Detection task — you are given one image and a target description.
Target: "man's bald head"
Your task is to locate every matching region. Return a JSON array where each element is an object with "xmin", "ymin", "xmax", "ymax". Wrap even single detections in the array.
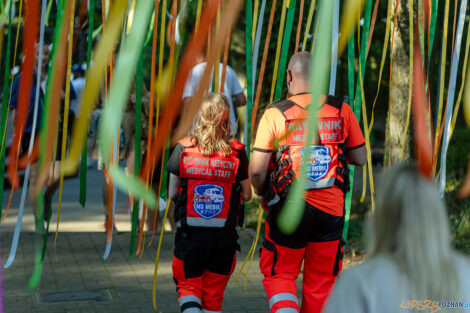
[
  {"xmin": 286, "ymin": 51, "xmax": 311, "ymax": 95},
  {"xmin": 288, "ymin": 51, "xmax": 311, "ymax": 82}
]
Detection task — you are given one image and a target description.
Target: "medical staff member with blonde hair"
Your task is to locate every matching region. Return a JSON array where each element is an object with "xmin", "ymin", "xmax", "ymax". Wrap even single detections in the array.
[{"xmin": 167, "ymin": 93, "xmax": 251, "ymax": 313}]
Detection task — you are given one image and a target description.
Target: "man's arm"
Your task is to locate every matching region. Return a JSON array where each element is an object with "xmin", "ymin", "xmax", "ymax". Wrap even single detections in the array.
[
  {"xmin": 232, "ymin": 92, "xmax": 246, "ymax": 108},
  {"xmin": 249, "ymin": 150, "xmax": 272, "ymax": 196},
  {"xmin": 347, "ymin": 145, "xmax": 367, "ymax": 166},
  {"xmin": 168, "ymin": 173, "xmax": 181, "ymax": 201}
]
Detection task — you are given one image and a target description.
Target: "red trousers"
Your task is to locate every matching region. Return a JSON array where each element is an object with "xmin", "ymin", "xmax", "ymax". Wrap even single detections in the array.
[
  {"xmin": 259, "ymin": 202, "xmax": 344, "ymax": 313},
  {"xmin": 172, "ymin": 227, "xmax": 239, "ymax": 313}
]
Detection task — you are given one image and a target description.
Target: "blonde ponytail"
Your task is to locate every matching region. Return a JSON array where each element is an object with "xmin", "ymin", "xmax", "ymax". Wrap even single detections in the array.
[{"xmin": 192, "ymin": 93, "xmax": 232, "ymax": 156}]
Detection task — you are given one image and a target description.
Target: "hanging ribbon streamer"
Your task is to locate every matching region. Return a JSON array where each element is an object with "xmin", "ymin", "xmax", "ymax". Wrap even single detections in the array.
[
  {"xmin": 99, "ymin": 0, "xmax": 156, "ymax": 204},
  {"xmin": 220, "ymin": 26, "xmax": 231, "ymax": 94},
  {"xmin": 146, "ymin": 0, "xmax": 179, "ymax": 249},
  {"xmin": 273, "ymin": 0, "xmax": 297, "ymax": 101},
  {"xmin": 427, "ymin": 0, "xmax": 438, "ymax": 72},
  {"xmin": 231, "ymin": 206, "xmax": 262, "ymax": 288},
  {"xmin": 3, "ymin": 0, "xmax": 45, "ymax": 268},
  {"xmin": 438, "ymin": 0, "xmax": 467, "ymax": 196},
  {"xmin": 399, "ymin": 0, "xmax": 414, "ymax": 161},
  {"xmin": 251, "ymin": 0, "xmax": 277, "ymax": 139},
  {"xmin": 368, "ymin": 0, "xmax": 392, "ymax": 135},
  {"xmin": 79, "ymin": 0, "xmax": 94, "ymax": 208},
  {"xmin": 7, "ymin": 0, "xmax": 33, "ymax": 190},
  {"xmin": 55, "ymin": 0, "xmax": 76, "ymax": 244},
  {"xmin": 29, "ymin": 0, "xmax": 72, "ymax": 289},
  {"xmin": 450, "ymin": 16, "xmax": 470, "ymax": 137},
  {"xmin": 243, "ymin": 0, "xmax": 253, "ymax": 152},
  {"xmin": 152, "ymin": 199, "xmax": 171, "ymax": 310},
  {"xmin": 338, "ymin": 0, "xmax": 366, "ymax": 56},
  {"xmin": 137, "ymin": 0, "xmax": 160, "ymax": 253},
  {"xmin": 0, "ymin": 0, "xmax": 13, "ymax": 214},
  {"xmin": 129, "ymin": 51, "xmax": 144, "ymax": 258},
  {"xmin": 354, "ymin": 0, "xmax": 374, "ymax": 210},
  {"xmin": 366, "ymin": 0, "xmax": 379, "ymax": 58},
  {"xmin": 328, "ymin": 0, "xmax": 339, "ymax": 95},
  {"xmin": 103, "ymin": 134, "xmax": 119, "ymax": 260},
  {"xmin": 343, "ymin": 32, "xmax": 356, "ymax": 242},
  {"xmin": 268, "ymin": 0, "xmax": 287, "ymax": 103},
  {"xmin": 301, "ymin": 0, "xmax": 315, "ymax": 51},
  {"xmin": 432, "ymin": 0, "xmax": 450, "ymax": 173},
  {"xmin": 99, "ymin": 0, "xmax": 154, "ymax": 164},
  {"xmin": 412, "ymin": 20, "xmax": 433, "ymax": 179},
  {"xmin": 61, "ymin": 0, "xmax": 127, "ymax": 175},
  {"xmin": 251, "ymin": 0, "xmax": 266, "ymax": 102},
  {"xmin": 278, "ymin": 0, "xmax": 334, "ymax": 234},
  {"xmin": 294, "ymin": 0, "xmax": 304, "ymax": 54},
  {"xmin": 195, "ymin": 0, "xmax": 202, "ymax": 31},
  {"xmin": 252, "ymin": 0, "xmax": 259, "ymax": 47}
]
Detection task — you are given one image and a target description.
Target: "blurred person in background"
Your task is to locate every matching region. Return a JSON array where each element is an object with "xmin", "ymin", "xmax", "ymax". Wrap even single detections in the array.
[{"xmin": 323, "ymin": 164, "xmax": 470, "ymax": 313}]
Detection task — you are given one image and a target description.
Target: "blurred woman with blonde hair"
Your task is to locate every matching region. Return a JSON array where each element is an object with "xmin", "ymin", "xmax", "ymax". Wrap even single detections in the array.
[
  {"xmin": 166, "ymin": 93, "xmax": 251, "ymax": 313},
  {"xmin": 323, "ymin": 163, "xmax": 470, "ymax": 313}
]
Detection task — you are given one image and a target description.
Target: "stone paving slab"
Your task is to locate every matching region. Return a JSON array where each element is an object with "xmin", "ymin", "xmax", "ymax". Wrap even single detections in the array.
[{"xmin": 1, "ymin": 230, "xmax": 293, "ymax": 313}]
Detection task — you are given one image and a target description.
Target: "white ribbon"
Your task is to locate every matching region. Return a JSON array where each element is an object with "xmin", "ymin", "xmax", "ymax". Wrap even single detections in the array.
[{"xmin": 439, "ymin": 0, "xmax": 468, "ymax": 197}]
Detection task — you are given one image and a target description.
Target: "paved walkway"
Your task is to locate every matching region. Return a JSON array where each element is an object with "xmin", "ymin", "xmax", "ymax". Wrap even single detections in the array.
[{"xmin": 0, "ymin": 167, "xmax": 361, "ymax": 313}]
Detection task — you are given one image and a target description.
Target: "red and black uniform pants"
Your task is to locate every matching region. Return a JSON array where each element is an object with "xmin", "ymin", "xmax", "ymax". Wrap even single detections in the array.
[
  {"xmin": 172, "ymin": 226, "xmax": 239, "ymax": 313},
  {"xmin": 259, "ymin": 202, "xmax": 344, "ymax": 313}
]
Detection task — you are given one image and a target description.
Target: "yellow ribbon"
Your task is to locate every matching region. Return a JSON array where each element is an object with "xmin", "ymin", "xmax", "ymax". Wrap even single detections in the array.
[
  {"xmin": 269, "ymin": 0, "xmax": 287, "ymax": 103},
  {"xmin": 252, "ymin": 0, "xmax": 259, "ymax": 47},
  {"xmin": 338, "ymin": 0, "xmax": 366, "ymax": 56},
  {"xmin": 61, "ymin": 0, "xmax": 127, "ymax": 175},
  {"xmin": 450, "ymin": 16, "xmax": 470, "ymax": 136},
  {"xmin": 433, "ymin": 0, "xmax": 450, "ymax": 172},
  {"xmin": 399, "ymin": 0, "xmax": 414, "ymax": 160},
  {"xmin": 55, "ymin": 0, "xmax": 76, "ymax": 246},
  {"xmin": 152, "ymin": 199, "xmax": 171, "ymax": 310},
  {"xmin": 302, "ymin": 0, "xmax": 315, "ymax": 52},
  {"xmin": 358, "ymin": 53, "xmax": 375, "ymax": 211},
  {"xmin": 231, "ymin": 205, "xmax": 263, "ymax": 287},
  {"xmin": 368, "ymin": 0, "xmax": 392, "ymax": 135},
  {"xmin": 195, "ymin": 0, "xmax": 203, "ymax": 31}
]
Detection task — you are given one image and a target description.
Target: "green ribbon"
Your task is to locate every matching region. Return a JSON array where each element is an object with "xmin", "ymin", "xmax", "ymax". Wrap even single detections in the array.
[
  {"xmin": 0, "ymin": 3, "xmax": 13, "ymax": 215},
  {"xmin": 244, "ymin": 0, "xmax": 253, "ymax": 157},
  {"xmin": 428, "ymin": 0, "xmax": 438, "ymax": 68},
  {"xmin": 29, "ymin": 0, "xmax": 68, "ymax": 290},
  {"xmin": 129, "ymin": 48, "xmax": 143, "ymax": 259},
  {"xmin": 278, "ymin": 0, "xmax": 334, "ymax": 234},
  {"xmin": 274, "ymin": 0, "xmax": 297, "ymax": 101},
  {"xmin": 80, "ymin": 0, "xmax": 95, "ymax": 208},
  {"xmin": 343, "ymin": 0, "xmax": 372, "ymax": 241},
  {"xmin": 354, "ymin": 0, "xmax": 372, "ymax": 109},
  {"xmin": 343, "ymin": 31, "xmax": 356, "ymax": 242},
  {"xmin": 159, "ymin": 140, "xmax": 170, "ymax": 199}
]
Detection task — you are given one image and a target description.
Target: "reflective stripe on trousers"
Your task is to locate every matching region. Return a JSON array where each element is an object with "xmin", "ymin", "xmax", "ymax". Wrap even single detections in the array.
[
  {"xmin": 182, "ymin": 308, "xmax": 202, "ymax": 313},
  {"xmin": 179, "ymin": 295, "xmax": 202, "ymax": 313},
  {"xmin": 274, "ymin": 308, "xmax": 299, "ymax": 313},
  {"xmin": 269, "ymin": 293, "xmax": 299, "ymax": 312}
]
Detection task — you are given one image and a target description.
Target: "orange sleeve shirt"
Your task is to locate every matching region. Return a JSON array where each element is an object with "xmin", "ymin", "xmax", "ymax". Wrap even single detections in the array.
[{"xmin": 253, "ymin": 94, "xmax": 365, "ymax": 216}]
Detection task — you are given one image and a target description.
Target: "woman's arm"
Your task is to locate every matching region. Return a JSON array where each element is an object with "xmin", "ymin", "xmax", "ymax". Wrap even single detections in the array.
[
  {"xmin": 240, "ymin": 178, "xmax": 252, "ymax": 202},
  {"xmin": 168, "ymin": 173, "xmax": 181, "ymax": 201}
]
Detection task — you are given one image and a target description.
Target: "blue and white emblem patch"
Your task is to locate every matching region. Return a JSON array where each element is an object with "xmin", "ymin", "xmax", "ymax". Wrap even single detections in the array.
[
  {"xmin": 193, "ymin": 184, "xmax": 225, "ymax": 219},
  {"xmin": 300, "ymin": 145, "xmax": 332, "ymax": 181}
]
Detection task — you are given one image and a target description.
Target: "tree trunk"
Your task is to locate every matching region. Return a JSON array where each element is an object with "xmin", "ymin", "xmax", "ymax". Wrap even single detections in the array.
[{"xmin": 385, "ymin": 0, "xmax": 412, "ymax": 165}]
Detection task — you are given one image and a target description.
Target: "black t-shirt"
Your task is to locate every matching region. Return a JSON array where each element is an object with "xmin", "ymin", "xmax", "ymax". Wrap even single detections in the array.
[{"xmin": 166, "ymin": 143, "xmax": 249, "ymax": 182}]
